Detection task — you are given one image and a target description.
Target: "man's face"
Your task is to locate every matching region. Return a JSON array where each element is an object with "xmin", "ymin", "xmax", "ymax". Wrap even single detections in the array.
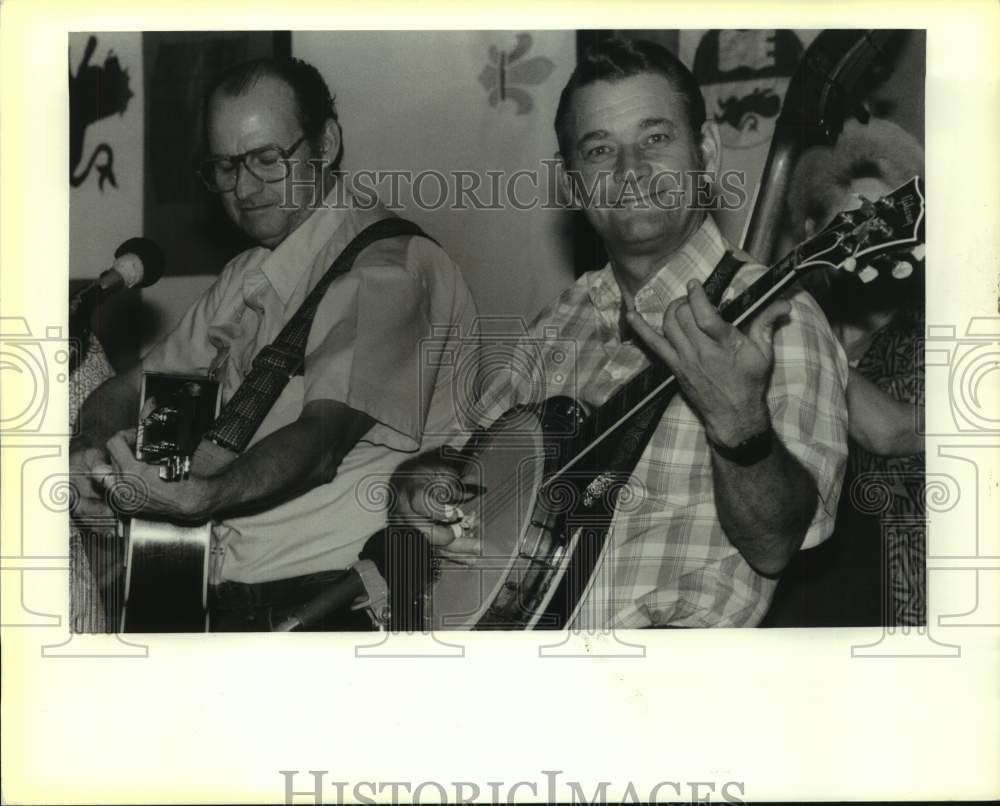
[
  {"xmin": 561, "ymin": 72, "xmax": 717, "ymax": 262},
  {"xmin": 207, "ymin": 75, "xmax": 328, "ymax": 248}
]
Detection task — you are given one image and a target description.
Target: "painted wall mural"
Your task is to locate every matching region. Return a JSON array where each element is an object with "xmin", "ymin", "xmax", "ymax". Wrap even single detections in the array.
[
  {"xmin": 69, "ymin": 35, "xmax": 134, "ymax": 190},
  {"xmin": 478, "ymin": 33, "xmax": 556, "ymax": 114}
]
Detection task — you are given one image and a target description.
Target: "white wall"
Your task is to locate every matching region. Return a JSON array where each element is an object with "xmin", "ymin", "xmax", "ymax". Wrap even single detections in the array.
[
  {"xmin": 69, "ymin": 32, "xmax": 216, "ymax": 357},
  {"xmin": 293, "ymin": 30, "xmax": 578, "ymax": 322}
]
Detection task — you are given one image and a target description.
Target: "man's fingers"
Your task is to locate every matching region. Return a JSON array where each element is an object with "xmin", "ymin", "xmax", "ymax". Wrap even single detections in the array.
[
  {"xmin": 139, "ymin": 397, "xmax": 158, "ymax": 420},
  {"xmin": 673, "ymin": 299, "xmax": 706, "ymax": 348},
  {"xmin": 390, "ymin": 516, "xmax": 461, "ymax": 548},
  {"xmin": 404, "ymin": 472, "xmax": 464, "ymax": 520},
  {"xmin": 105, "ymin": 431, "xmax": 137, "ymax": 471},
  {"xmin": 661, "ymin": 299, "xmax": 697, "ymax": 362},
  {"xmin": 685, "ymin": 280, "xmax": 729, "ymax": 341},
  {"xmin": 626, "ymin": 311, "xmax": 681, "ymax": 368},
  {"xmin": 438, "ymin": 533, "xmax": 481, "ymax": 556},
  {"xmin": 91, "ymin": 462, "xmax": 116, "ymax": 490},
  {"xmin": 747, "ymin": 300, "xmax": 792, "ymax": 353}
]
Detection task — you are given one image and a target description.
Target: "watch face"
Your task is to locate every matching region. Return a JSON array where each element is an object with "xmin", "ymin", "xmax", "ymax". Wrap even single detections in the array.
[{"xmin": 709, "ymin": 426, "xmax": 775, "ymax": 466}]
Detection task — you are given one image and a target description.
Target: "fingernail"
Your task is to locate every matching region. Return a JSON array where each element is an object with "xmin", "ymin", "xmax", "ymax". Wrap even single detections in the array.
[{"xmin": 443, "ymin": 504, "xmax": 467, "ymax": 523}]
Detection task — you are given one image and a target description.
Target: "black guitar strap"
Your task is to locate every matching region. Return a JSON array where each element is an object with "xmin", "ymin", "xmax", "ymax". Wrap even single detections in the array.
[
  {"xmin": 373, "ymin": 249, "xmax": 748, "ymax": 632},
  {"xmin": 205, "ymin": 217, "xmax": 436, "ymax": 454},
  {"xmin": 536, "ymin": 248, "xmax": 748, "ymax": 628},
  {"xmin": 702, "ymin": 249, "xmax": 746, "ymax": 306}
]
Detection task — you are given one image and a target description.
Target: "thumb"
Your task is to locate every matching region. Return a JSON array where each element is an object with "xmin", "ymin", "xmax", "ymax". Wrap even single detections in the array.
[
  {"xmin": 747, "ymin": 300, "xmax": 791, "ymax": 355},
  {"xmin": 139, "ymin": 396, "xmax": 158, "ymax": 420}
]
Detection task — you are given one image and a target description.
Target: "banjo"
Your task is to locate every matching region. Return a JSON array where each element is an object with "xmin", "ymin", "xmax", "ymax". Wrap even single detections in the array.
[{"xmin": 412, "ymin": 177, "xmax": 925, "ymax": 631}]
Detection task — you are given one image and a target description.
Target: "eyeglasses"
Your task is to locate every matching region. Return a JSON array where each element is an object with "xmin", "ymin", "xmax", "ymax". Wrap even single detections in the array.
[{"xmin": 196, "ymin": 134, "xmax": 309, "ymax": 193}]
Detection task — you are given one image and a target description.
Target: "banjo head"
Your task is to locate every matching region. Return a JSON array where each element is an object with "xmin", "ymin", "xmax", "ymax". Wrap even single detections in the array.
[{"xmin": 429, "ymin": 405, "xmax": 553, "ymax": 630}]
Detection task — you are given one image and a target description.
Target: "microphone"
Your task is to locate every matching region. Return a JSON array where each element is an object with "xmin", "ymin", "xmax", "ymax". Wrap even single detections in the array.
[
  {"xmin": 69, "ymin": 237, "xmax": 164, "ymax": 371},
  {"xmin": 72, "ymin": 237, "xmax": 164, "ymax": 308}
]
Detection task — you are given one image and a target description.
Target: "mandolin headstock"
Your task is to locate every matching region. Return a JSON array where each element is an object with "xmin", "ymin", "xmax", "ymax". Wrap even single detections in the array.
[{"xmin": 794, "ymin": 175, "xmax": 925, "ymax": 283}]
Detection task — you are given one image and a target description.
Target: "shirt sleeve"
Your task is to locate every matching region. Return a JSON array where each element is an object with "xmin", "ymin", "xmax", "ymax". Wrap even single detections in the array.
[
  {"xmin": 141, "ymin": 263, "xmax": 237, "ymax": 377},
  {"xmin": 767, "ymin": 287, "xmax": 850, "ymax": 550},
  {"xmin": 301, "ymin": 238, "xmax": 441, "ymax": 452}
]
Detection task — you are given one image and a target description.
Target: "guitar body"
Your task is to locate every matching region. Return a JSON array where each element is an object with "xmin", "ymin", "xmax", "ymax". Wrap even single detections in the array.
[
  {"xmin": 119, "ymin": 372, "xmax": 222, "ymax": 633},
  {"xmin": 120, "ymin": 518, "xmax": 211, "ymax": 632}
]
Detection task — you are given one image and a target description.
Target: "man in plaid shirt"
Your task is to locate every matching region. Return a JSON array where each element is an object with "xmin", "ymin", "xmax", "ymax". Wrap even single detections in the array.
[{"xmin": 393, "ymin": 37, "xmax": 848, "ymax": 628}]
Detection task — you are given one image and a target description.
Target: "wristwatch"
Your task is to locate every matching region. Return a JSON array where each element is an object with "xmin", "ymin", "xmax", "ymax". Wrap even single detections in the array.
[{"xmin": 708, "ymin": 425, "xmax": 775, "ymax": 466}]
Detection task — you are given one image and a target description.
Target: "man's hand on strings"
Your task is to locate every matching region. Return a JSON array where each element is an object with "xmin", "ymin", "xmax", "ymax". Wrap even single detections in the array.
[
  {"xmin": 389, "ymin": 453, "xmax": 482, "ymax": 556},
  {"xmin": 99, "ymin": 428, "xmax": 216, "ymax": 522},
  {"xmin": 627, "ymin": 279, "xmax": 791, "ymax": 447}
]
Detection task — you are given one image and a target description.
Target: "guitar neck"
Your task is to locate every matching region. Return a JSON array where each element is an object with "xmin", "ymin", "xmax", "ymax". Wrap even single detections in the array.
[
  {"xmin": 586, "ymin": 251, "xmax": 803, "ymax": 436},
  {"xmin": 559, "ymin": 251, "xmax": 808, "ymax": 482}
]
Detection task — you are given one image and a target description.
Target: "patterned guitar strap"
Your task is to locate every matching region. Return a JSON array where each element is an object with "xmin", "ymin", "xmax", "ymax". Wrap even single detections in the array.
[
  {"xmin": 609, "ymin": 248, "xmax": 747, "ymax": 458},
  {"xmin": 200, "ymin": 217, "xmax": 435, "ymax": 589},
  {"xmin": 204, "ymin": 217, "xmax": 435, "ymax": 454}
]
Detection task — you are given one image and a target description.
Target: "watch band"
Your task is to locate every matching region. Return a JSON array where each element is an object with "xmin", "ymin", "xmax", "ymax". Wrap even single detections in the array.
[{"xmin": 708, "ymin": 425, "xmax": 775, "ymax": 466}]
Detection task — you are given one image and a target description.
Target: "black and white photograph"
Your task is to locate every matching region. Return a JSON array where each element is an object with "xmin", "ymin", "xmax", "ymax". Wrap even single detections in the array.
[
  {"xmin": 2, "ymin": 2, "xmax": 998, "ymax": 804},
  {"xmin": 66, "ymin": 28, "xmax": 928, "ymax": 635}
]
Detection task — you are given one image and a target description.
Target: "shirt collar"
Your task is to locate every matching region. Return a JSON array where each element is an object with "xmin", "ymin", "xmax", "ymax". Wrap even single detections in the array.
[
  {"xmin": 586, "ymin": 215, "xmax": 729, "ymax": 322},
  {"xmin": 257, "ymin": 184, "xmax": 351, "ymax": 305}
]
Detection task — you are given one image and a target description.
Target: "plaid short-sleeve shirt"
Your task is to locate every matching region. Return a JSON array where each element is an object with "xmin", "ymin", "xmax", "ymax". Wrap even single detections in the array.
[{"xmin": 475, "ymin": 216, "xmax": 849, "ymax": 628}]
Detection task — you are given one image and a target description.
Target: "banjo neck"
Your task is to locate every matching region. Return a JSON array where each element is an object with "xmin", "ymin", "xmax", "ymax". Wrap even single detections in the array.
[
  {"xmin": 549, "ymin": 248, "xmax": 803, "ymax": 485},
  {"xmin": 547, "ymin": 175, "xmax": 925, "ymax": 487}
]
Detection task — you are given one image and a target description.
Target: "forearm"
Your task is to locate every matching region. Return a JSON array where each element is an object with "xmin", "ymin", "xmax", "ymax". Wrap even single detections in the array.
[
  {"xmin": 197, "ymin": 401, "xmax": 374, "ymax": 520},
  {"xmin": 711, "ymin": 430, "xmax": 818, "ymax": 577},
  {"xmin": 71, "ymin": 366, "xmax": 141, "ymax": 453},
  {"xmin": 204, "ymin": 421, "xmax": 336, "ymax": 517},
  {"xmin": 847, "ymin": 369, "xmax": 923, "ymax": 456}
]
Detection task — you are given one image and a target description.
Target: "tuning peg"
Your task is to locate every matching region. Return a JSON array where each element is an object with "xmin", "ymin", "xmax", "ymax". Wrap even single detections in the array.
[
  {"xmin": 842, "ymin": 256, "xmax": 858, "ymax": 273},
  {"xmin": 911, "ymin": 244, "xmax": 926, "ymax": 261},
  {"xmin": 859, "ymin": 265, "xmax": 880, "ymax": 284},
  {"xmin": 892, "ymin": 260, "xmax": 914, "ymax": 279}
]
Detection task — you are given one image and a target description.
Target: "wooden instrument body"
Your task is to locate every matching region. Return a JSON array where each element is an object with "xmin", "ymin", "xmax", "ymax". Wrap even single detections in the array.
[{"xmin": 119, "ymin": 372, "xmax": 222, "ymax": 633}]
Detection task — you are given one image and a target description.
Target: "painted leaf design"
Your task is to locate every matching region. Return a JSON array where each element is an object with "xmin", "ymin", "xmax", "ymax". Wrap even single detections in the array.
[
  {"xmin": 508, "ymin": 56, "xmax": 555, "ymax": 86},
  {"xmin": 478, "ymin": 64, "xmax": 499, "ymax": 92},
  {"xmin": 505, "ymin": 86, "xmax": 534, "ymax": 115},
  {"xmin": 508, "ymin": 33, "xmax": 532, "ymax": 62}
]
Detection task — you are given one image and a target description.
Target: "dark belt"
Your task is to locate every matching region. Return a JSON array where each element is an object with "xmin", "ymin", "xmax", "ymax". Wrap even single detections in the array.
[{"xmin": 210, "ymin": 569, "xmax": 352, "ymax": 611}]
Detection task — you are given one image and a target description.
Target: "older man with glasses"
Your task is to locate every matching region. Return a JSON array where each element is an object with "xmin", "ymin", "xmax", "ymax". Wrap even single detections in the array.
[{"xmin": 69, "ymin": 56, "xmax": 477, "ymax": 631}]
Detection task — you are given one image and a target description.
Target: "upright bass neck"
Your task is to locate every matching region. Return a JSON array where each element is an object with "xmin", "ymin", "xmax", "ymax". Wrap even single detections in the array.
[{"xmin": 742, "ymin": 30, "xmax": 902, "ymax": 264}]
